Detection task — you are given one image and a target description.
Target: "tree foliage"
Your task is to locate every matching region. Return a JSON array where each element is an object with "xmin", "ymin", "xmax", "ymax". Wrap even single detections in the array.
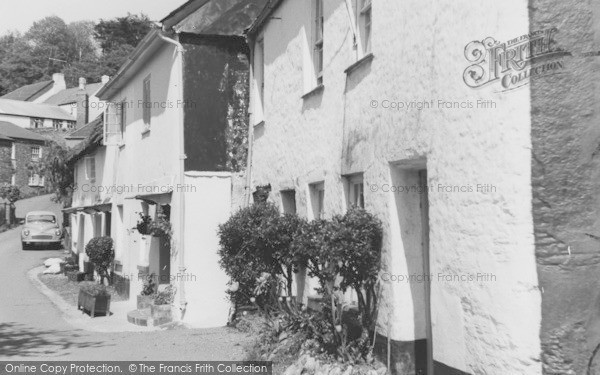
[
  {"xmin": 0, "ymin": 14, "xmax": 153, "ymax": 96},
  {"xmin": 41, "ymin": 141, "xmax": 73, "ymax": 206},
  {"xmin": 85, "ymin": 236, "xmax": 115, "ymax": 284},
  {"xmin": 94, "ymin": 13, "xmax": 152, "ymax": 53},
  {"xmin": 0, "ymin": 184, "xmax": 21, "ymax": 203}
]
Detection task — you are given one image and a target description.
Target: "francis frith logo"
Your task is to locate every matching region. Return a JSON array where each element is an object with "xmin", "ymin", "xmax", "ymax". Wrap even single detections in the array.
[{"xmin": 463, "ymin": 28, "xmax": 568, "ymax": 91}]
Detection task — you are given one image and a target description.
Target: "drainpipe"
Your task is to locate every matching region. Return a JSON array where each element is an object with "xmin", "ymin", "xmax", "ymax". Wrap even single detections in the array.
[
  {"xmin": 158, "ymin": 31, "xmax": 188, "ymax": 317},
  {"xmin": 244, "ymin": 34, "xmax": 255, "ymax": 207}
]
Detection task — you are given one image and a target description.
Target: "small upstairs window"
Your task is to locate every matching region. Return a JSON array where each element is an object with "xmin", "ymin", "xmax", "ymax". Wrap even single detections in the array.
[
  {"xmin": 313, "ymin": 0, "xmax": 324, "ymax": 85},
  {"xmin": 31, "ymin": 146, "xmax": 41, "ymax": 160},
  {"xmin": 30, "ymin": 118, "xmax": 43, "ymax": 128}
]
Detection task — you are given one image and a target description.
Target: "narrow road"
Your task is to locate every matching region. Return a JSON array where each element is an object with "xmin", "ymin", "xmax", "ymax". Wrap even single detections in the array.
[{"xmin": 0, "ymin": 195, "xmax": 250, "ymax": 360}]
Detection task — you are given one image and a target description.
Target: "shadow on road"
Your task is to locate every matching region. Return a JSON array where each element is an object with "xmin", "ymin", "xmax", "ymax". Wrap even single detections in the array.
[{"xmin": 0, "ymin": 322, "xmax": 108, "ymax": 358}]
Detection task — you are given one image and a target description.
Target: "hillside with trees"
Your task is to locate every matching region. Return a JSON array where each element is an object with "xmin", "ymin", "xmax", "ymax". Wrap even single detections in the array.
[{"xmin": 0, "ymin": 13, "xmax": 153, "ymax": 95}]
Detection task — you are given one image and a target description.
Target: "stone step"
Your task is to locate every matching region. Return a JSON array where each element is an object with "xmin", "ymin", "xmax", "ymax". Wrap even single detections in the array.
[{"xmin": 127, "ymin": 309, "xmax": 151, "ymax": 327}]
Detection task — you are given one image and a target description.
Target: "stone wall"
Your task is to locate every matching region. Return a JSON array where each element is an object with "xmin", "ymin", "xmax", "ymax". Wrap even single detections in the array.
[
  {"xmin": 13, "ymin": 140, "xmax": 47, "ymax": 198},
  {"xmin": 0, "ymin": 140, "xmax": 12, "ymax": 185},
  {"xmin": 529, "ymin": 0, "xmax": 600, "ymax": 373}
]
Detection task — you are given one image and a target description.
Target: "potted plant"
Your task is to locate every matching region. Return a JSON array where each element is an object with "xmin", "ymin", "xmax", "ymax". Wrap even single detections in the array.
[
  {"xmin": 136, "ymin": 213, "xmax": 152, "ymax": 235},
  {"xmin": 78, "ymin": 281, "xmax": 111, "ymax": 317},
  {"xmin": 85, "ymin": 237, "xmax": 114, "ymax": 284},
  {"xmin": 151, "ymin": 285, "xmax": 176, "ymax": 325},
  {"xmin": 148, "ymin": 207, "xmax": 172, "ymax": 241},
  {"xmin": 137, "ymin": 275, "xmax": 156, "ymax": 310}
]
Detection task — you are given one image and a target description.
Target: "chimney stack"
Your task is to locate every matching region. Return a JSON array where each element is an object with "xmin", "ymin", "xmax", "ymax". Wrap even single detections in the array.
[
  {"xmin": 76, "ymin": 77, "xmax": 88, "ymax": 128},
  {"xmin": 51, "ymin": 73, "xmax": 66, "ymax": 92}
]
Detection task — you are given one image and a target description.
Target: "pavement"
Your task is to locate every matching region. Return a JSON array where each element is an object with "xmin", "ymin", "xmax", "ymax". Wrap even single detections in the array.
[{"xmin": 0, "ymin": 195, "xmax": 252, "ymax": 360}]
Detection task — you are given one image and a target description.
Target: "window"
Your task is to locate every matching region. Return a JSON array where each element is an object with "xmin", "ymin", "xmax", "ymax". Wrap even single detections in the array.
[
  {"xmin": 53, "ymin": 119, "xmax": 62, "ymax": 130},
  {"xmin": 31, "ymin": 146, "xmax": 41, "ymax": 160},
  {"xmin": 121, "ymin": 99, "xmax": 127, "ymax": 136},
  {"xmin": 345, "ymin": 174, "xmax": 365, "ymax": 209},
  {"xmin": 309, "ymin": 182, "xmax": 325, "ymax": 219},
  {"xmin": 255, "ymin": 38, "xmax": 265, "ymax": 122},
  {"xmin": 143, "ymin": 75, "xmax": 151, "ymax": 128},
  {"xmin": 67, "ymin": 121, "xmax": 76, "ymax": 129},
  {"xmin": 30, "ymin": 118, "xmax": 43, "ymax": 128},
  {"xmin": 104, "ymin": 101, "xmax": 124, "ymax": 145},
  {"xmin": 281, "ymin": 190, "xmax": 297, "ymax": 214},
  {"xmin": 313, "ymin": 0, "xmax": 324, "ymax": 85},
  {"xmin": 28, "ymin": 173, "xmax": 44, "ymax": 187},
  {"xmin": 85, "ymin": 156, "xmax": 96, "ymax": 183},
  {"xmin": 356, "ymin": 0, "xmax": 372, "ymax": 54}
]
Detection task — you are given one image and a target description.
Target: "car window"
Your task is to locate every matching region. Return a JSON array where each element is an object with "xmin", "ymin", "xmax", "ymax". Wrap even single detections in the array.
[{"xmin": 27, "ymin": 215, "xmax": 56, "ymax": 223}]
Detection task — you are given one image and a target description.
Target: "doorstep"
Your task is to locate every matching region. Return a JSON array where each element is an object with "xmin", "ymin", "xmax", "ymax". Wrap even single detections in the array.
[{"xmin": 28, "ymin": 266, "xmax": 161, "ymax": 333}]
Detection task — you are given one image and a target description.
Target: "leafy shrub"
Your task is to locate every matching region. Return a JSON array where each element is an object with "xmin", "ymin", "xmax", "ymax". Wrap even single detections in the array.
[
  {"xmin": 64, "ymin": 254, "xmax": 78, "ymax": 266},
  {"xmin": 262, "ymin": 213, "xmax": 305, "ymax": 296},
  {"xmin": 79, "ymin": 281, "xmax": 110, "ymax": 297},
  {"xmin": 148, "ymin": 207, "xmax": 172, "ymax": 239},
  {"xmin": 335, "ymin": 208, "xmax": 382, "ymax": 330},
  {"xmin": 154, "ymin": 285, "xmax": 176, "ymax": 305},
  {"xmin": 0, "ymin": 184, "xmax": 20, "ymax": 203},
  {"xmin": 136, "ymin": 213, "xmax": 152, "ymax": 235},
  {"xmin": 85, "ymin": 236, "xmax": 114, "ymax": 284},
  {"xmin": 291, "ymin": 218, "xmax": 340, "ymax": 294},
  {"xmin": 217, "ymin": 202, "xmax": 280, "ymax": 306},
  {"xmin": 141, "ymin": 275, "xmax": 156, "ymax": 296}
]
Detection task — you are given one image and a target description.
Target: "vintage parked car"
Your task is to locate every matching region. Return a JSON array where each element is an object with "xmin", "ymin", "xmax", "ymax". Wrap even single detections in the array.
[{"xmin": 21, "ymin": 211, "xmax": 62, "ymax": 250}]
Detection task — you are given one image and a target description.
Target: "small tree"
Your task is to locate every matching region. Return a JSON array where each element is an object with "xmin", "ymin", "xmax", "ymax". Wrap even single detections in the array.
[
  {"xmin": 0, "ymin": 184, "xmax": 20, "ymax": 203},
  {"xmin": 85, "ymin": 236, "xmax": 114, "ymax": 284},
  {"xmin": 335, "ymin": 208, "xmax": 382, "ymax": 331},
  {"xmin": 262, "ymin": 213, "xmax": 305, "ymax": 296},
  {"xmin": 217, "ymin": 202, "xmax": 280, "ymax": 306},
  {"xmin": 0, "ymin": 184, "xmax": 20, "ymax": 224}
]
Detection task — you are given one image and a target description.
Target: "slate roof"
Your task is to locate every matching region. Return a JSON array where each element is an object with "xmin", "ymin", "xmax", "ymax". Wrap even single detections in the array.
[
  {"xmin": 0, "ymin": 99, "xmax": 74, "ymax": 121},
  {"xmin": 44, "ymin": 83, "xmax": 104, "ymax": 106},
  {"xmin": 245, "ymin": 0, "xmax": 283, "ymax": 36},
  {"xmin": 0, "ymin": 121, "xmax": 47, "ymax": 142},
  {"xmin": 162, "ymin": 0, "xmax": 268, "ymax": 36},
  {"xmin": 66, "ymin": 116, "xmax": 101, "ymax": 139},
  {"xmin": 67, "ymin": 116, "xmax": 104, "ymax": 166},
  {"xmin": 1, "ymin": 80, "xmax": 54, "ymax": 101}
]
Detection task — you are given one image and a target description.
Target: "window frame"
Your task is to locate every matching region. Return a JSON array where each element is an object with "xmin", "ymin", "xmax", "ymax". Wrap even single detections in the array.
[
  {"xmin": 142, "ymin": 75, "xmax": 151, "ymax": 129},
  {"xmin": 31, "ymin": 146, "xmax": 41, "ymax": 161},
  {"xmin": 309, "ymin": 182, "xmax": 325, "ymax": 219},
  {"xmin": 30, "ymin": 118, "xmax": 43, "ymax": 129},
  {"xmin": 85, "ymin": 156, "xmax": 96, "ymax": 183},
  {"xmin": 357, "ymin": 0, "xmax": 372, "ymax": 55},
  {"xmin": 345, "ymin": 174, "xmax": 365, "ymax": 209},
  {"xmin": 313, "ymin": 0, "xmax": 324, "ymax": 85}
]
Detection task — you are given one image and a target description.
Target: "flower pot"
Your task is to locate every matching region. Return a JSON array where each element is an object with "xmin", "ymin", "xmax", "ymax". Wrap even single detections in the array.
[
  {"xmin": 150, "ymin": 303, "xmax": 173, "ymax": 325},
  {"xmin": 66, "ymin": 269, "xmax": 83, "ymax": 282},
  {"xmin": 137, "ymin": 295, "xmax": 154, "ymax": 310},
  {"xmin": 83, "ymin": 261, "xmax": 94, "ymax": 275},
  {"xmin": 78, "ymin": 290, "xmax": 111, "ymax": 317}
]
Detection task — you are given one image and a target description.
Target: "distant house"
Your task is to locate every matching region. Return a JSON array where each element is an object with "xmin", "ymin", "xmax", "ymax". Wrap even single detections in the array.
[
  {"xmin": 1, "ymin": 73, "xmax": 67, "ymax": 103},
  {"xmin": 1, "ymin": 74, "xmax": 109, "ymax": 140},
  {"xmin": 0, "ymin": 121, "xmax": 47, "ymax": 196},
  {"xmin": 0, "ymin": 99, "xmax": 75, "ymax": 131},
  {"xmin": 65, "ymin": 0, "xmax": 267, "ymax": 329}
]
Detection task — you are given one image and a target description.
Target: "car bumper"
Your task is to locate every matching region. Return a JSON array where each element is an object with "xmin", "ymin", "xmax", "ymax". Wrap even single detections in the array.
[{"xmin": 22, "ymin": 237, "xmax": 61, "ymax": 244}]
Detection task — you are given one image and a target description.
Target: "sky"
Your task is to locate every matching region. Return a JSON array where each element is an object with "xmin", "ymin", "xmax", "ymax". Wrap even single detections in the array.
[{"xmin": 0, "ymin": 0, "xmax": 189, "ymax": 35}]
